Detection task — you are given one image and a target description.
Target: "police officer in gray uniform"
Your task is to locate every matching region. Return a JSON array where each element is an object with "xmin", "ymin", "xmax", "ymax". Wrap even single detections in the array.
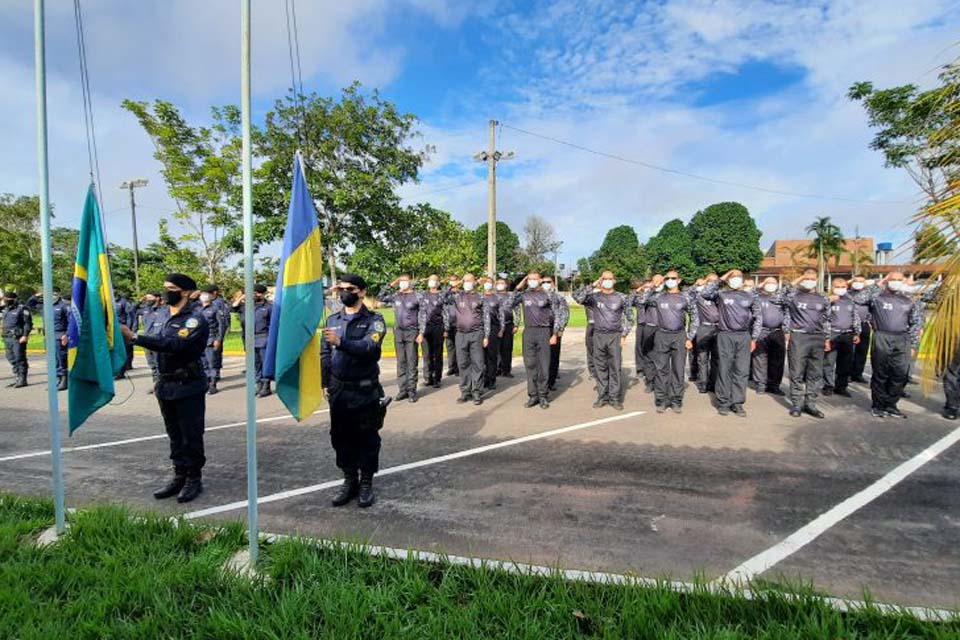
[
  {"xmin": 574, "ymin": 271, "xmax": 632, "ymax": 409},
  {"xmin": 628, "ymin": 276, "xmax": 662, "ymax": 392},
  {"xmin": 444, "ymin": 276, "xmax": 460, "ymax": 376},
  {"xmin": 443, "ymin": 274, "xmax": 499, "ymax": 405},
  {"xmin": 699, "ymin": 270, "xmax": 762, "ymax": 417},
  {"xmin": 778, "ymin": 270, "xmax": 831, "ymax": 418},
  {"xmin": 511, "ymin": 271, "xmax": 564, "ymax": 409},
  {"xmin": 582, "ymin": 286, "xmax": 599, "ymax": 380},
  {"xmin": 852, "ymin": 272, "xmax": 923, "ymax": 418},
  {"xmin": 496, "ymin": 277, "xmax": 518, "ymax": 378},
  {"xmin": 199, "ymin": 285, "xmax": 229, "ymax": 395},
  {"xmin": 690, "ymin": 274, "xmax": 720, "ymax": 394},
  {"xmin": 752, "ymin": 277, "xmax": 786, "ymax": 396},
  {"xmin": 233, "ymin": 284, "xmax": 274, "ymax": 397},
  {"xmin": 419, "ymin": 274, "xmax": 445, "ymax": 389},
  {"xmin": 639, "ymin": 271, "xmax": 699, "ymax": 413},
  {"xmin": 378, "ymin": 274, "xmax": 427, "ymax": 402},
  {"xmin": 542, "ymin": 276, "xmax": 569, "ymax": 390},
  {"xmin": 2, "ymin": 292, "xmax": 32, "ymax": 388},
  {"xmin": 849, "ymin": 276, "xmax": 872, "ymax": 383},
  {"xmin": 27, "ymin": 287, "xmax": 70, "ymax": 390},
  {"xmin": 480, "ymin": 277, "xmax": 504, "ymax": 390},
  {"xmin": 822, "ymin": 277, "xmax": 861, "ymax": 398}
]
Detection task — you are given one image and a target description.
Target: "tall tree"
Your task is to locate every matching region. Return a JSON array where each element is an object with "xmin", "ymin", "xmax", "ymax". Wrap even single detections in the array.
[
  {"xmin": 849, "ymin": 64, "xmax": 960, "ymax": 202},
  {"xmin": 0, "ymin": 194, "xmax": 42, "ymax": 293},
  {"xmin": 913, "ymin": 222, "xmax": 956, "ymax": 262},
  {"xmin": 521, "ymin": 214, "xmax": 562, "ymax": 267},
  {"xmin": 473, "ymin": 221, "xmax": 521, "ymax": 275},
  {"xmin": 254, "ymin": 83, "xmax": 427, "ymax": 282},
  {"xmin": 582, "ymin": 225, "xmax": 647, "ymax": 291},
  {"xmin": 805, "ymin": 216, "xmax": 846, "ymax": 287},
  {"xmin": 644, "ymin": 218, "xmax": 698, "ymax": 278},
  {"xmin": 51, "ymin": 226, "xmax": 79, "ymax": 291},
  {"xmin": 688, "ymin": 202, "xmax": 763, "ymax": 275},
  {"xmin": 122, "ymin": 100, "xmax": 242, "ymax": 283}
]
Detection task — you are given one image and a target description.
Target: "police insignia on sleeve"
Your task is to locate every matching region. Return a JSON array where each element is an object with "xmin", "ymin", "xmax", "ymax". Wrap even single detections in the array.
[
  {"xmin": 178, "ymin": 328, "xmax": 190, "ymax": 337},
  {"xmin": 374, "ymin": 320, "xmax": 385, "ymax": 333},
  {"xmin": 371, "ymin": 332, "xmax": 381, "ymax": 343},
  {"xmin": 185, "ymin": 318, "xmax": 199, "ymax": 328}
]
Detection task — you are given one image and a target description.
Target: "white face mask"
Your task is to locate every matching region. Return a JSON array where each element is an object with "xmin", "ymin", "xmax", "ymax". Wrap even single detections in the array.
[
  {"xmin": 800, "ymin": 279, "xmax": 817, "ymax": 290},
  {"xmin": 462, "ymin": 281, "xmax": 475, "ymax": 291},
  {"xmin": 664, "ymin": 279, "xmax": 678, "ymax": 290},
  {"xmin": 483, "ymin": 281, "xmax": 493, "ymax": 291},
  {"xmin": 495, "ymin": 283, "xmax": 506, "ymax": 291},
  {"xmin": 865, "ymin": 279, "xmax": 875, "ymax": 286},
  {"xmin": 601, "ymin": 279, "xmax": 615, "ymax": 290},
  {"xmin": 398, "ymin": 280, "xmax": 410, "ymax": 291},
  {"xmin": 428, "ymin": 279, "xmax": 438, "ymax": 288},
  {"xmin": 542, "ymin": 282, "xmax": 554, "ymax": 292},
  {"xmin": 527, "ymin": 279, "xmax": 540, "ymax": 289},
  {"xmin": 448, "ymin": 280, "xmax": 457, "ymax": 287},
  {"xmin": 833, "ymin": 288, "xmax": 847, "ymax": 296},
  {"xmin": 728, "ymin": 277, "xmax": 743, "ymax": 290},
  {"xmin": 851, "ymin": 282, "xmax": 865, "ymax": 291},
  {"xmin": 695, "ymin": 285, "xmax": 704, "ymax": 292},
  {"xmin": 763, "ymin": 283, "xmax": 778, "ymax": 293},
  {"xmin": 887, "ymin": 280, "xmax": 904, "ymax": 292},
  {"xmin": 199, "ymin": 293, "xmax": 211, "ymax": 303},
  {"xmin": 655, "ymin": 284, "xmax": 664, "ymax": 292}
]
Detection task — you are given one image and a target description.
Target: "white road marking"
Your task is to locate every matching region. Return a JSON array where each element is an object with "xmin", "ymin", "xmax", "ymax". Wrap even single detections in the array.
[
  {"xmin": 0, "ymin": 410, "xmax": 329, "ymax": 463},
  {"xmin": 183, "ymin": 411, "xmax": 645, "ymax": 519},
  {"xmin": 724, "ymin": 424, "xmax": 960, "ymax": 583}
]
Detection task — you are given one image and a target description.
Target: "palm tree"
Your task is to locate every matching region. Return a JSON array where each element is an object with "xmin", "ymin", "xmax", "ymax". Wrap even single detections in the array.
[{"xmin": 805, "ymin": 216, "xmax": 845, "ymax": 287}]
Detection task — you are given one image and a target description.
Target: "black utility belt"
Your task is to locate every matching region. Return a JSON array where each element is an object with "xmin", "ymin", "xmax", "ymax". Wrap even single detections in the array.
[
  {"xmin": 158, "ymin": 369, "xmax": 204, "ymax": 383},
  {"xmin": 831, "ymin": 329, "xmax": 855, "ymax": 334},
  {"xmin": 700, "ymin": 322, "xmax": 716, "ymax": 326},
  {"xmin": 330, "ymin": 377, "xmax": 378, "ymax": 390},
  {"xmin": 790, "ymin": 330, "xmax": 825, "ymax": 335}
]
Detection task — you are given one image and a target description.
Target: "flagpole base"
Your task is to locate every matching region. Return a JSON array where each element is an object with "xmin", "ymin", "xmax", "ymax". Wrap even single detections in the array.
[{"xmin": 35, "ymin": 522, "xmax": 69, "ymax": 548}]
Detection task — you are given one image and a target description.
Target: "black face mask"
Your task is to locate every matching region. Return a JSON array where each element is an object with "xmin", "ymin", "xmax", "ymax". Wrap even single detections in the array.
[
  {"xmin": 164, "ymin": 290, "xmax": 183, "ymax": 306},
  {"xmin": 339, "ymin": 290, "xmax": 360, "ymax": 307}
]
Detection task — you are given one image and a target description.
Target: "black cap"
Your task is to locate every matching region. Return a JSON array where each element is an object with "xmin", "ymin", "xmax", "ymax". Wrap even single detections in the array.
[
  {"xmin": 165, "ymin": 273, "xmax": 197, "ymax": 291},
  {"xmin": 53, "ymin": 286, "xmax": 62, "ymax": 294},
  {"xmin": 201, "ymin": 284, "xmax": 218, "ymax": 293},
  {"xmin": 254, "ymin": 284, "xmax": 268, "ymax": 294},
  {"xmin": 3, "ymin": 291, "xmax": 16, "ymax": 299},
  {"xmin": 339, "ymin": 273, "xmax": 367, "ymax": 290}
]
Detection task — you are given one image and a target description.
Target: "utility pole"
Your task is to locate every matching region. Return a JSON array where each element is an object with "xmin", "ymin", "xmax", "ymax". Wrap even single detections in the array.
[
  {"xmin": 119, "ymin": 179, "xmax": 148, "ymax": 296},
  {"xmin": 474, "ymin": 120, "xmax": 513, "ymax": 280}
]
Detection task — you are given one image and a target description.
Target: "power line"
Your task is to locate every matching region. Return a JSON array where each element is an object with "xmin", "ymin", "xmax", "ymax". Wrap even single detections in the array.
[
  {"xmin": 500, "ymin": 122, "xmax": 917, "ymax": 205},
  {"xmin": 284, "ymin": 0, "xmax": 307, "ymax": 147},
  {"xmin": 72, "ymin": 0, "xmax": 104, "ymax": 213},
  {"xmin": 405, "ymin": 179, "xmax": 482, "ymax": 198}
]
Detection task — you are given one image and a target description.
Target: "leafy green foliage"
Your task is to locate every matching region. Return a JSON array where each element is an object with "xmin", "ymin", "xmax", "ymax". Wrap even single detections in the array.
[
  {"xmin": 580, "ymin": 225, "xmax": 647, "ymax": 290},
  {"xmin": 689, "ymin": 202, "xmax": 763, "ymax": 274},
  {"xmin": 644, "ymin": 218, "xmax": 699, "ymax": 278},
  {"xmin": 805, "ymin": 216, "xmax": 846, "ymax": 269},
  {"xmin": 913, "ymin": 222, "xmax": 957, "ymax": 262},
  {"xmin": 0, "ymin": 194, "xmax": 43, "ymax": 294},
  {"xmin": 473, "ymin": 221, "xmax": 522, "ymax": 274}
]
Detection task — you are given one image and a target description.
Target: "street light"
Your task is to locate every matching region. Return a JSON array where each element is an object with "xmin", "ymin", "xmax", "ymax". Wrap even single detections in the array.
[{"xmin": 119, "ymin": 179, "xmax": 148, "ymax": 296}]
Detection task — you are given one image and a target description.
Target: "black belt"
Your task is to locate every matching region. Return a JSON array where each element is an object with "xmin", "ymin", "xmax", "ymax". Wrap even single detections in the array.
[
  {"xmin": 791, "ymin": 330, "xmax": 825, "ymax": 335},
  {"xmin": 158, "ymin": 364, "xmax": 205, "ymax": 383},
  {"xmin": 331, "ymin": 376, "xmax": 378, "ymax": 390},
  {"xmin": 831, "ymin": 329, "xmax": 855, "ymax": 334}
]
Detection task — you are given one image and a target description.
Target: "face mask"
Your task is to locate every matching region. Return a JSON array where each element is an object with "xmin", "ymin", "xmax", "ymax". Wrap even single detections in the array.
[
  {"xmin": 52, "ymin": 295, "xmax": 61, "ymax": 303},
  {"xmin": 462, "ymin": 281, "xmax": 475, "ymax": 292},
  {"xmin": 339, "ymin": 290, "xmax": 360, "ymax": 307},
  {"xmin": 655, "ymin": 284, "xmax": 664, "ymax": 292},
  {"xmin": 728, "ymin": 277, "xmax": 743, "ymax": 290},
  {"xmin": 543, "ymin": 283, "xmax": 554, "ymax": 292},
  {"xmin": 695, "ymin": 285, "xmax": 704, "ymax": 292},
  {"xmin": 199, "ymin": 293, "xmax": 211, "ymax": 303},
  {"xmin": 164, "ymin": 290, "xmax": 183, "ymax": 306},
  {"xmin": 448, "ymin": 280, "xmax": 457, "ymax": 287},
  {"xmin": 428, "ymin": 279, "xmax": 438, "ymax": 289},
  {"xmin": 664, "ymin": 279, "xmax": 678, "ymax": 289},
  {"xmin": 601, "ymin": 279, "xmax": 615, "ymax": 289},
  {"xmin": 887, "ymin": 280, "xmax": 904, "ymax": 292},
  {"xmin": 833, "ymin": 288, "xmax": 847, "ymax": 296},
  {"xmin": 763, "ymin": 283, "xmax": 778, "ymax": 293},
  {"xmin": 398, "ymin": 280, "xmax": 410, "ymax": 291},
  {"xmin": 801, "ymin": 279, "xmax": 817, "ymax": 290},
  {"xmin": 865, "ymin": 279, "xmax": 875, "ymax": 287},
  {"xmin": 851, "ymin": 282, "xmax": 864, "ymax": 291},
  {"xmin": 527, "ymin": 279, "xmax": 540, "ymax": 289},
  {"xmin": 483, "ymin": 282, "xmax": 493, "ymax": 291},
  {"xmin": 496, "ymin": 283, "xmax": 506, "ymax": 292}
]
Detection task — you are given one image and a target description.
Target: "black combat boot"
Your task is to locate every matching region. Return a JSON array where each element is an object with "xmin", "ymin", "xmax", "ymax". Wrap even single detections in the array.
[
  {"xmin": 259, "ymin": 381, "xmax": 272, "ymax": 397},
  {"xmin": 57, "ymin": 375, "xmax": 67, "ymax": 391},
  {"xmin": 332, "ymin": 470, "xmax": 359, "ymax": 507},
  {"xmin": 358, "ymin": 472, "xmax": 376, "ymax": 508},
  {"xmin": 14, "ymin": 372, "xmax": 27, "ymax": 388},
  {"xmin": 153, "ymin": 469, "xmax": 187, "ymax": 500},
  {"xmin": 177, "ymin": 475, "xmax": 204, "ymax": 503},
  {"xmin": 207, "ymin": 378, "xmax": 219, "ymax": 395}
]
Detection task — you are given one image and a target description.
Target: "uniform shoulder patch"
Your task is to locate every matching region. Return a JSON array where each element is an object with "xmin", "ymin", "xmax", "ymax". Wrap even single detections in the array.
[
  {"xmin": 373, "ymin": 320, "xmax": 385, "ymax": 333},
  {"xmin": 185, "ymin": 318, "xmax": 199, "ymax": 328},
  {"xmin": 371, "ymin": 332, "xmax": 381, "ymax": 343},
  {"xmin": 178, "ymin": 328, "xmax": 190, "ymax": 337}
]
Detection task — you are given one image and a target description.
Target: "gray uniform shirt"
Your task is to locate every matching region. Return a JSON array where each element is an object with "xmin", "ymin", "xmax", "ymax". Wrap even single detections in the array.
[
  {"xmin": 757, "ymin": 294, "xmax": 784, "ymax": 330},
  {"xmin": 573, "ymin": 287, "xmax": 632, "ymax": 336},
  {"xmin": 693, "ymin": 289, "xmax": 720, "ymax": 325},
  {"xmin": 442, "ymin": 290, "xmax": 492, "ymax": 337},
  {"xmin": 828, "ymin": 295, "xmax": 860, "ymax": 334},
  {"xmin": 778, "ymin": 288, "xmax": 831, "ymax": 334},
  {"xmin": 639, "ymin": 290, "xmax": 699, "ymax": 340},
  {"xmin": 699, "ymin": 281, "xmax": 762, "ymax": 338},
  {"xmin": 377, "ymin": 287, "xmax": 426, "ymax": 332},
  {"xmin": 421, "ymin": 291, "xmax": 445, "ymax": 329},
  {"xmin": 852, "ymin": 286, "xmax": 923, "ymax": 348},
  {"xmin": 509, "ymin": 289, "xmax": 563, "ymax": 333}
]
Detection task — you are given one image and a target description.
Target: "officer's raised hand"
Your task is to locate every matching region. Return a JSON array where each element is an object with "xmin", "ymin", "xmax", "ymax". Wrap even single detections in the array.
[{"xmin": 322, "ymin": 327, "xmax": 341, "ymax": 346}]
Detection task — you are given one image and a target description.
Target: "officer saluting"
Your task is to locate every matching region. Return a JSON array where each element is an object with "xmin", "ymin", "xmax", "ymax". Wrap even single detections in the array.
[
  {"xmin": 2, "ymin": 291, "xmax": 32, "ymax": 388},
  {"xmin": 120, "ymin": 274, "xmax": 209, "ymax": 503},
  {"xmin": 321, "ymin": 274, "xmax": 388, "ymax": 508},
  {"xmin": 28, "ymin": 287, "xmax": 70, "ymax": 390}
]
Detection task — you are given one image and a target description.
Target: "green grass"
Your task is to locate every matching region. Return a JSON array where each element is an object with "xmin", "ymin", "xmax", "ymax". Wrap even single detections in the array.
[
  {"xmin": 27, "ymin": 304, "xmax": 587, "ymax": 356},
  {"xmin": 0, "ymin": 495, "xmax": 956, "ymax": 639}
]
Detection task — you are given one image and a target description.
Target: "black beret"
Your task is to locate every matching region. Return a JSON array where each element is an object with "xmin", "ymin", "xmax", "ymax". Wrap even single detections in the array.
[
  {"xmin": 254, "ymin": 284, "xmax": 268, "ymax": 294},
  {"xmin": 52, "ymin": 286, "xmax": 62, "ymax": 294},
  {"xmin": 339, "ymin": 273, "xmax": 367, "ymax": 290},
  {"xmin": 165, "ymin": 273, "xmax": 197, "ymax": 290},
  {"xmin": 201, "ymin": 284, "xmax": 218, "ymax": 293}
]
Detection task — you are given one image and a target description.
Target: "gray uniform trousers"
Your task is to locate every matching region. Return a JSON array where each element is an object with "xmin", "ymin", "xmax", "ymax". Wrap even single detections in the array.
[
  {"xmin": 870, "ymin": 331, "xmax": 911, "ymax": 410},
  {"xmin": 585, "ymin": 324, "xmax": 597, "ymax": 379},
  {"xmin": 788, "ymin": 332, "xmax": 825, "ymax": 409},
  {"xmin": 823, "ymin": 331, "xmax": 855, "ymax": 392},
  {"xmin": 715, "ymin": 330, "xmax": 751, "ymax": 409},
  {"xmin": 636, "ymin": 325, "xmax": 658, "ymax": 381},
  {"xmin": 851, "ymin": 322, "xmax": 871, "ymax": 380},
  {"xmin": 653, "ymin": 330, "xmax": 687, "ymax": 407},
  {"xmin": 752, "ymin": 329, "xmax": 785, "ymax": 392},
  {"xmin": 593, "ymin": 330, "xmax": 622, "ymax": 402},
  {"xmin": 694, "ymin": 324, "xmax": 718, "ymax": 392},
  {"xmin": 422, "ymin": 325, "xmax": 444, "ymax": 384},
  {"xmin": 522, "ymin": 326, "xmax": 552, "ymax": 400},
  {"xmin": 455, "ymin": 330, "xmax": 484, "ymax": 398},
  {"xmin": 446, "ymin": 327, "xmax": 459, "ymax": 375},
  {"xmin": 943, "ymin": 351, "xmax": 960, "ymax": 413},
  {"xmin": 394, "ymin": 327, "xmax": 420, "ymax": 395}
]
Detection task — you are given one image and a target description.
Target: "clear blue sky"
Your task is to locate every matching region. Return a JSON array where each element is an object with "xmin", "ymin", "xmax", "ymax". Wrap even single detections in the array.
[{"xmin": 2, "ymin": 0, "xmax": 958, "ymax": 269}]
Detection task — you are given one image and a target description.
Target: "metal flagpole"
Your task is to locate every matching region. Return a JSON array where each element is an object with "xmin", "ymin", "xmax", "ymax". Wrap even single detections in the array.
[
  {"xmin": 35, "ymin": 0, "xmax": 66, "ymax": 534},
  {"xmin": 240, "ymin": 0, "xmax": 259, "ymax": 564}
]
